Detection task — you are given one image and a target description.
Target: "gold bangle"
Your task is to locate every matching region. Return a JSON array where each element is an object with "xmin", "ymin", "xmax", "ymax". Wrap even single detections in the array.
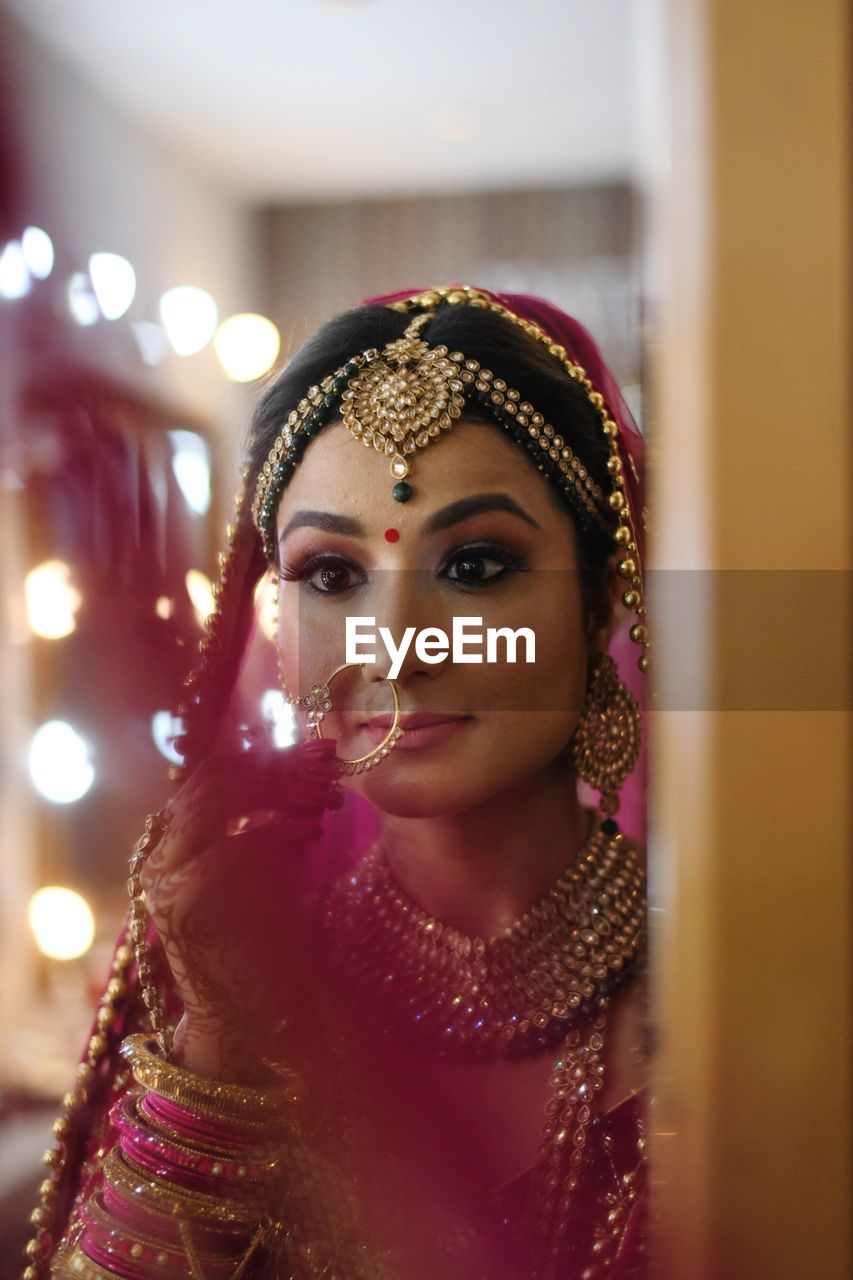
[
  {"xmin": 54, "ymin": 1227, "xmax": 269, "ymax": 1280},
  {"xmin": 84, "ymin": 1190, "xmax": 256, "ymax": 1268},
  {"xmin": 121, "ymin": 1034, "xmax": 300, "ymax": 1125},
  {"xmin": 51, "ymin": 1244, "xmax": 128, "ymax": 1280},
  {"xmin": 104, "ymin": 1148, "xmax": 264, "ymax": 1227}
]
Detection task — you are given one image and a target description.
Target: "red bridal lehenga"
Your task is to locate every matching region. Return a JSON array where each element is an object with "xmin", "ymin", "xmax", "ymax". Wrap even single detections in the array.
[
  {"xmin": 26, "ymin": 286, "xmax": 650, "ymax": 1280},
  {"xmin": 44, "ymin": 817, "xmax": 649, "ymax": 1280}
]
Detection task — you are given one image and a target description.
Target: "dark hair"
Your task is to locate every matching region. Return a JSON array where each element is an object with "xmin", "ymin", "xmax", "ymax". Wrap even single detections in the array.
[{"xmin": 244, "ymin": 301, "xmax": 617, "ymax": 634}]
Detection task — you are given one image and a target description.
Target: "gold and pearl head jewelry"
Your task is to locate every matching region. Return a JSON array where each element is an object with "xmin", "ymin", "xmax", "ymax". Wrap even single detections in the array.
[
  {"xmin": 298, "ymin": 661, "xmax": 404, "ymax": 776},
  {"xmin": 340, "ymin": 310, "xmax": 465, "ymax": 503},
  {"xmin": 253, "ymin": 314, "xmax": 604, "ymax": 536},
  {"xmin": 250, "ymin": 286, "xmax": 650, "ymax": 673}
]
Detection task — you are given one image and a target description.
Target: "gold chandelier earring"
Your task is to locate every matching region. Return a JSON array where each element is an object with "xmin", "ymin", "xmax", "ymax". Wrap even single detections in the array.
[{"xmin": 569, "ymin": 651, "xmax": 641, "ymax": 815}]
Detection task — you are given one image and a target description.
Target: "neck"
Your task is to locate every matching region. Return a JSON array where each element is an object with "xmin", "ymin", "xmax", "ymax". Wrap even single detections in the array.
[{"xmin": 376, "ymin": 759, "xmax": 596, "ymax": 940}]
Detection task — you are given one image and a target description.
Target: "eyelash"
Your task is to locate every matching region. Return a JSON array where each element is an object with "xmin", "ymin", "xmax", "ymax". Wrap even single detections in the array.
[{"xmin": 279, "ymin": 543, "xmax": 529, "ymax": 596}]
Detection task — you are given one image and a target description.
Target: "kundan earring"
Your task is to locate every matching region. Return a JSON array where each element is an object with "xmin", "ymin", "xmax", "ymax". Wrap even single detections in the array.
[
  {"xmin": 297, "ymin": 662, "xmax": 403, "ymax": 776},
  {"xmin": 569, "ymin": 651, "xmax": 641, "ymax": 815}
]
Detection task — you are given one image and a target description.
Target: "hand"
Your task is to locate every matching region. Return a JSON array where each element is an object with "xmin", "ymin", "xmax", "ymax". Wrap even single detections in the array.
[{"xmin": 139, "ymin": 738, "xmax": 343, "ymax": 1081}]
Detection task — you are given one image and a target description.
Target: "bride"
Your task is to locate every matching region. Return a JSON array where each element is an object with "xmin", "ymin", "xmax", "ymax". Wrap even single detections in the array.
[{"xmin": 31, "ymin": 285, "xmax": 650, "ymax": 1280}]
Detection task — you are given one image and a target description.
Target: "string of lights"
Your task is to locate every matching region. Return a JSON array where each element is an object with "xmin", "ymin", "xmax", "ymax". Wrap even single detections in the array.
[{"xmin": 3, "ymin": 223, "xmax": 295, "ymax": 967}]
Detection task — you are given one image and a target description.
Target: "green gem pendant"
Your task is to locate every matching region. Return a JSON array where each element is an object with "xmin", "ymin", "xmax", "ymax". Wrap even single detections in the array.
[{"xmin": 392, "ymin": 481, "xmax": 413, "ymax": 503}]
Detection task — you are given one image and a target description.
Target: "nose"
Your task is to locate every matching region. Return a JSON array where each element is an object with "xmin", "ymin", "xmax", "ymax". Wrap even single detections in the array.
[{"xmin": 361, "ymin": 567, "xmax": 442, "ymax": 689}]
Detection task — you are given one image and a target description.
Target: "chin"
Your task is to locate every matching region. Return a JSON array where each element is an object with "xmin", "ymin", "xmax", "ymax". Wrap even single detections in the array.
[{"xmin": 353, "ymin": 768, "xmax": 491, "ymax": 819}]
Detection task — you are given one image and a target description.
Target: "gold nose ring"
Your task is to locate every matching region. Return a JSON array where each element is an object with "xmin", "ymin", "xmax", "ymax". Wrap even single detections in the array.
[{"xmin": 298, "ymin": 662, "xmax": 403, "ymax": 775}]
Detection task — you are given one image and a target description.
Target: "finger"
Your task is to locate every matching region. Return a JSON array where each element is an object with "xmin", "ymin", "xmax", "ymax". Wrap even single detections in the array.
[
  {"xmin": 295, "ymin": 739, "xmax": 345, "ymax": 785},
  {"xmin": 176, "ymin": 817, "xmax": 327, "ymax": 917},
  {"xmin": 147, "ymin": 806, "xmax": 328, "ymax": 889},
  {"xmin": 163, "ymin": 743, "xmax": 341, "ymax": 854},
  {"xmin": 225, "ymin": 822, "xmax": 328, "ymax": 916}
]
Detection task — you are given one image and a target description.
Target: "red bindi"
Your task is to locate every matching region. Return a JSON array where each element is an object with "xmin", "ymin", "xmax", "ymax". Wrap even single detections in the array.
[{"xmin": 384, "ymin": 528, "xmax": 400, "ymax": 543}]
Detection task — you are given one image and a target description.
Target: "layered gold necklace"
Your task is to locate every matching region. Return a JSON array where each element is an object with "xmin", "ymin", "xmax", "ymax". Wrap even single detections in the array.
[{"xmin": 321, "ymin": 814, "xmax": 646, "ymax": 1063}]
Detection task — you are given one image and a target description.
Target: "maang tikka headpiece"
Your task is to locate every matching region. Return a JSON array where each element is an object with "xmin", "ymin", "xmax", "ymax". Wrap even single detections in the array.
[{"xmin": 251, "ymin": 285, "xmax": 649, "ymax": 672}]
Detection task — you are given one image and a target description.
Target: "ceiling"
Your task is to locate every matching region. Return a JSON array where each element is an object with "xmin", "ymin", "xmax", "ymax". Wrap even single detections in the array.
[{"xmin": 5, "ymin": 0, "xmax": 640, "ymax": 203}]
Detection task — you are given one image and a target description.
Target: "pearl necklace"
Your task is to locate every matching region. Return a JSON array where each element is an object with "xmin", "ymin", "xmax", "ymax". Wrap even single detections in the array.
[{"xmin": 321, "ymin": 815, "xmax": 646, "ymax": 1062}]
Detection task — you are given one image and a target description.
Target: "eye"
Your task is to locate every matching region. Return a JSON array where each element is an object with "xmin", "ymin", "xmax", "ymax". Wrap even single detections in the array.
[
  {"xmin": 280, "ymin": 554, "xmax": 364, "ymax": 596},
  {"xmin": 441, "ymin": 543, "xmax": 528, "ymax": 587}
]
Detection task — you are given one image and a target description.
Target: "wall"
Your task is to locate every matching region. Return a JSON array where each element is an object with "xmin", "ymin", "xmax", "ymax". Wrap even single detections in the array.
[
  {"xmin": 1, "ymin": 9, "xmax": 259, "ymax": 472},
  {"xmin": 647, "ymin": 0, "xmax": 852, "ymax": 1277},
  {"xmin": 259, "ymin": 184, "xmax": 643, "ymax": 391}
]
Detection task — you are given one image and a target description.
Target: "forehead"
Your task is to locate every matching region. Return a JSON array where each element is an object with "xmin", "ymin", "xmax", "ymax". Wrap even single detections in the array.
[{"xmin": 275, "ymin": 417, "xmax": 567, "ymax": 529}]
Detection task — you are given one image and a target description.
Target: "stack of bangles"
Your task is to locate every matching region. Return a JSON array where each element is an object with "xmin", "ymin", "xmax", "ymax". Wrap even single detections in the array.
[{"xmin": 53, "ymin": 1035, "xmax": 299, "ymax": 1280}]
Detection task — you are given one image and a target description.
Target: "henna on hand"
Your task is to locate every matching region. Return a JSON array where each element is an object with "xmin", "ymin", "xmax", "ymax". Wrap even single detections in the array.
[{"xmin": 140, "ymin": 739, "xmax": 343, "ymax": 1080}]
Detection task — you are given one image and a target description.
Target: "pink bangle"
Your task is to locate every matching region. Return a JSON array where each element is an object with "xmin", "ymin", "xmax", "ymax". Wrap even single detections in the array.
[
  {"xmin": 100, "ymin": 1183, "xmax": 247, "ymax": 1257},
  {"xmin": 118, "ymin": 1137, "xmax": 258, "ymax": 1201},
  {"xmin": 80, "ymin": 1196, "xmax": 192, "ymax": 1279},
  {"xmin": 113, "ymin": 1095, "xmax": 278, "ymax": 1183},
  {"xmin": 81, "ymin": 1225, "xmax": 243, "ymax": 1280},
  {"xmin": 141, "ymin": 1091, "xmax": 279, "ymax": 1150},
  {"xmin": 80, "ymin": 1191, "xmax": 256, "ymax": 1280}
]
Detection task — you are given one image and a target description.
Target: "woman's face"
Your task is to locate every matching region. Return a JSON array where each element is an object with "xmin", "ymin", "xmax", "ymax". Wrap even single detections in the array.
[{"xmin": 274, "ymin": 419, "xmax": 607, "ymax": 818}]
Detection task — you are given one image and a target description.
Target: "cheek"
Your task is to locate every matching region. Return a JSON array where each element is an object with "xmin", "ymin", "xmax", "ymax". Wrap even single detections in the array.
[
  {"xmin": 276, "ymin": 584, "xmax": 345, "ymax": 697},
  {"xmin": 276, "ymin": 583, "xmax": 300, "ymax": 692},
  {"xmin": 277, "ymin": 583, "xmax": 359, "ymax": 698},
  {"xmin": 348, "ymin": 709, "xmax": 573, "ymax": 819},
  {"xmin": 469, "ymin": 582, "xmax": 588, "ymax": 721},
  {"xmin": 528, "ymin": 600, "xmax": 589, "ymax": 718}
]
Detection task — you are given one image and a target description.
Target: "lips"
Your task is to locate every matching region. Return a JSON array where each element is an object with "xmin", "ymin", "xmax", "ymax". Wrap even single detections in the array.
[
  {"xmin": 359, "ymin": 710, "xmax": 474, "ymax": 755},
  {"xmin": 362, "ymin": 712, "xmax": 471, "ymax": 733}
]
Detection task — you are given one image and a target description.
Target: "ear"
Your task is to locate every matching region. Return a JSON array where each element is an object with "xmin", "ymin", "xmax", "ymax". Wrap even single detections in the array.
[{"xmin": 585, "ymin": 551, "xmax": 621, "ymax": 658}]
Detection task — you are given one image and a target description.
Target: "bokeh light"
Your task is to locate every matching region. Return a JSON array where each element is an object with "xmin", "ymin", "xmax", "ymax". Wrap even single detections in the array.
[
  {"xmin": 261, "ymin": 689, "xmax": 297, "ymax": 749},
  {"xmin": 214, "ymin": 313, "xmax": 281, "ymax": 382},
  {"xmin": 159, "ymin": 286, "xmax": 218, "ymax": 356},
  {"xmin": 151, "ymin": 710, "xmax": 185, "ymax": 766},
  {"xmin": 28, "ymin": 886, "xmax": 95, "ymax": 961},
  {"xmin": 89, "ymin": 251, "xmax": 136, "ymax": 320},
  {"xmin": 131, "ymin": 320, "xmax": 169, "ymax": 367},
  {"xmin": 25, "ymin": 559, "xmax": 82, "ymax": 639},
  {"xmin": 29, "ymin": 721, "xmax": 95, "ymax": 804},
  {"xmin": 68, "ymin": 272, "xmax": 100, "ymax": 326},
  {"xmin": 21, "ymin": 226, "xmax": 54, "ymax": 280},
  {"xmin": 254, "ymin": 573, "xmax": 278, "ymax": 642},
  {"xmin": 169, "ymin": 430, "xmax": 211, "ymax": 516},
  {"xmin": 0, "ymin": 241, "xmax": 31, "ymax": 299},
  {"xmin": 185, "ymin": 568, "xmax": 216, "ymax": 624}
]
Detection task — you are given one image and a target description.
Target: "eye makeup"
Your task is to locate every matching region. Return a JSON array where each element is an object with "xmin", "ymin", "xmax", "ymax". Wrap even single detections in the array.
[{"xmin": 280, "ymin": 540, "xmax": 530, "ymax": 597}]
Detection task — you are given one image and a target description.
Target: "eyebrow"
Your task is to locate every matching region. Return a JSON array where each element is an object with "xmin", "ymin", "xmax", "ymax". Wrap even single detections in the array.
[
  {"xmin": 278, "ymin": 492, "xmax": 543, "ymax": 544},
  {"xmin": 279, "ymin": 510, "xmax": 362, "ymax": 542},
  {"xmin": 422, "ymin": 492, "xmax": 543, "ymax": 536}
]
